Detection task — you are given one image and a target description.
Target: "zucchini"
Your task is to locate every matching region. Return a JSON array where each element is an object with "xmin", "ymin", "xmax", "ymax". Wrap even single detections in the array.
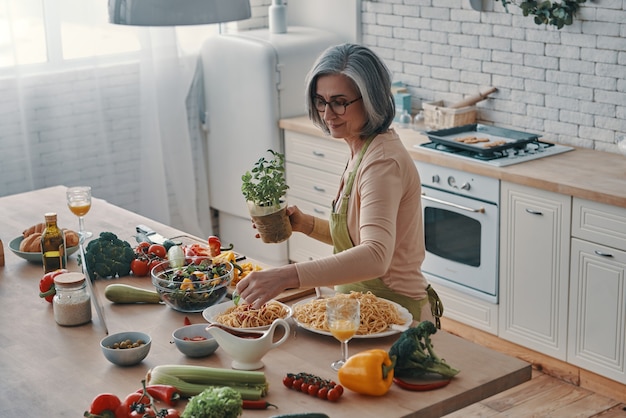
[{"xmin": 104, "ymin": 283, "xmax": 161, "ymax": 304}]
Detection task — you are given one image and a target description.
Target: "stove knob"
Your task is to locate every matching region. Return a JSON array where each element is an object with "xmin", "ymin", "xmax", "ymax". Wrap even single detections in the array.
[
  {"xmin": 447, "ymin": 176, "xmax": 456, "ymax": 188},
  {"xmin": 461, "ymin": 182, "xmax": 471, "ymax": 191},
  {"xmin": 432, "ymin": 174, "xmax": 440, "ymax": 184}
]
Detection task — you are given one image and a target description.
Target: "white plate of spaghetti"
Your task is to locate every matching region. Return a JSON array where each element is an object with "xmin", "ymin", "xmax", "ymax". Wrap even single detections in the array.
[
  {"xmin": 202, "ymin": 299, "xmax": 293, "ymax": 331},
  {"xmin": 292, "ymin": 292, "xmax": 413, "ymax": 339}
]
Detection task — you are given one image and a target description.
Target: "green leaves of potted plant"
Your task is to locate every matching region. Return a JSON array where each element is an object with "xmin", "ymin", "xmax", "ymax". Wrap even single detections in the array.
[
  {"xmin": 241, "ymin": 150, "xmax": 292, "ymax": 243},
  {"xmin": 496, "ymin": 0, "xmax": 586, "ymax": 29}
]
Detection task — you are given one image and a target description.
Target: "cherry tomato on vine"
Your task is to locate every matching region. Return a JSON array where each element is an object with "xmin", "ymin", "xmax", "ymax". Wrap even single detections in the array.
[
  {"xmin": 327, "ymin": 387, "xmax": 342, "ymax": 402},
  {"xmin": 135, "ymin": 242, "xmax": 150, "ymax": 254},
  {"xmin": 283, "ymin": 375, "xmax": 295, "ymax": 388},
  {"xmin": 317, "ymin": 387, "xmax": 328, "ymax": 400},
  {"xmin": 148, "ymin": 244, "xmax": 166, "ymax": 259},
  {"xmin": 130, "ymin": 258, "xmax": 150, "ymax": 277},
  {"xmin": 308, "ymin": 384, "xmax": 320, "ymax": 396}
]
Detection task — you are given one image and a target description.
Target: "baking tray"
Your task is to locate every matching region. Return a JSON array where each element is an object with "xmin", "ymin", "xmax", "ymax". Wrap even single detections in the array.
[{"xmin": 425, "ymin": 124, "xmax": 540, "ymax": 155}]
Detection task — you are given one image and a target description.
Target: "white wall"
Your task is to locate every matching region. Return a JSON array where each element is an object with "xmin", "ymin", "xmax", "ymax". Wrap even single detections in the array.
[{"xmin": 360, "ymin": 0, "xmax": 626, "ymax": 153}]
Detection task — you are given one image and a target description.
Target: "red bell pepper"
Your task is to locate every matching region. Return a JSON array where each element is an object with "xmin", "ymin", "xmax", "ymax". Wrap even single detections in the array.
[
  {"xmin": 135, "ymin": 385, "xmax": 181, "ymax": 407},
  {"xmin": 39, "ymin": 269, "xmax": 68, "ymax": 303},
  {"xmin": 207, "ymin": 236, "xmax": 221, "ymax": 257}
]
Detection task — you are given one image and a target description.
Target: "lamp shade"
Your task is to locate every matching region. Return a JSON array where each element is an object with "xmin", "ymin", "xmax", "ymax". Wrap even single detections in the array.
[{"xmin": 108, "ymin": 0, "xmax": 252, "ymax": 26}]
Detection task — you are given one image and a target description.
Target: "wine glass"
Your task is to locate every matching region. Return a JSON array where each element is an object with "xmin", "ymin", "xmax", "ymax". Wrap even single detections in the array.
[
  {"xmin": 66, "ymin": 186, "xmax": 93, "ymax": 240},
  {"xmin": 326, "ymin": 297, "xmax": 360, "ymax": 371}
]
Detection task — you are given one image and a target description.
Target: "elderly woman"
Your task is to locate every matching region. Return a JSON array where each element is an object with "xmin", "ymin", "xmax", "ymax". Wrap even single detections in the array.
[{"xmin": 236, "ymin": 43, "xmax": 441, "ymax": 324}]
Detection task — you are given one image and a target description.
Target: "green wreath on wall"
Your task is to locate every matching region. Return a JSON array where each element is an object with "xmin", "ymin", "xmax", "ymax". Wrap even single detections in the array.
[{"xmin": 496, "ymin": 0, "xmax": 587, "ymax": 29}]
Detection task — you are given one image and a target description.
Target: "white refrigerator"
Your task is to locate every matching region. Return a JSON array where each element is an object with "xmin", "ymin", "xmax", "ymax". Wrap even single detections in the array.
[{"xmin": 201, "ymin": 27, "xmax": 342, "ymax": 265}]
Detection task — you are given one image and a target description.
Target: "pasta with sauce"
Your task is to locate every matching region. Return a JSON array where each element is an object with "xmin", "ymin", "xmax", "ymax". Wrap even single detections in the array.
[{"xmin": 293, "ymin": 291, "xmax": 406, "ymax": 335}]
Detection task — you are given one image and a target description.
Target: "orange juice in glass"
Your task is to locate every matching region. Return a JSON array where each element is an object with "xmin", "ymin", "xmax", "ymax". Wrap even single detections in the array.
[{"xmin": 326, "ymin": 297, "xmax": 360, "ymax": 371}]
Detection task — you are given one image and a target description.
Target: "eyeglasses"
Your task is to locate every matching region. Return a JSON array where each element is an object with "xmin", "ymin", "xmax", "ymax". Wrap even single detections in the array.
[{"xmin": 313, "ymin": 96, "xmax": 362, "ymax": 115}]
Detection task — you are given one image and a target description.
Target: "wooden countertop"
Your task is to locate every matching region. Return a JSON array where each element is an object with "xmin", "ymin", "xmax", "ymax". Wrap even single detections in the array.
[
  {"xmin": 0, "ymin": 186, "xmax": 531, "ymax": 417},
  {"xmin": 280, "ymin": 116, "xmax": 626, "ymax": 209}
]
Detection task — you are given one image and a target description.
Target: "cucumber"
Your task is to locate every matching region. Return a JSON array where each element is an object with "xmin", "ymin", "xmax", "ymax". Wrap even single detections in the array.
[{"xmin": 104, "ymin": 283, "xmax": 161, "ymax": 304}]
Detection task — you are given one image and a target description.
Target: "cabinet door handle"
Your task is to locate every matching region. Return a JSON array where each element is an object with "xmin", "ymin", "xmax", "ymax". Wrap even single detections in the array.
[
  {"xmin": 312, "ymin": 151, "xmax": 325, "ymax": 157},
  {"xmin": 313, "ymin": 186, "xmax": 326, "ymax": 193},
  {"xmin": 594, "ymin": 250, "xmax": 614, "ymax": 258},
  {"xmin": 525, "ymin": 208, "xmax": 543, "ymax": 215}
]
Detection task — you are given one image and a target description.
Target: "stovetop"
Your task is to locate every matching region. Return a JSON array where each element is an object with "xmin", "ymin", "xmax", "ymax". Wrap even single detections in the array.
[{"xmin": 417, "ymin": 140, "xmax": 574, "ymax": 167}]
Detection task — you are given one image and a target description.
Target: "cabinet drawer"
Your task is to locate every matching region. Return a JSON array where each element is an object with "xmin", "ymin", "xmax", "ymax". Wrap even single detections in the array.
[
  {"xmin": 285, "ymin": 131, "xmax": 349, "ymax": 175},
  {"xmin": 572, "ymin": 198, "xmax": 626, "ymax": 250},
  {"xmin": 287, "ymin": 196, "xmax": 334, "ymax": 262},
  {"xmin": 286, "ymin": 162, "xmax": 340, "ymax": 207}
]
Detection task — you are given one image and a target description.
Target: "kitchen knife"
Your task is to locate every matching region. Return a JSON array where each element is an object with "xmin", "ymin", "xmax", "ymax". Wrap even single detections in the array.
[{"xmin": 136, "ymin": 224, "xmax": 172, "ymax": 245}]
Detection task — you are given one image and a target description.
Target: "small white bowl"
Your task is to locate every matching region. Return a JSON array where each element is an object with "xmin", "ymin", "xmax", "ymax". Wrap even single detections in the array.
[
  {"xmin": 172, "ymin": 324, "xmax": 219, "ymax": 358},
  {"xmin": 100, "ymin": 331, "xmax": 151, "ymax": 366}
]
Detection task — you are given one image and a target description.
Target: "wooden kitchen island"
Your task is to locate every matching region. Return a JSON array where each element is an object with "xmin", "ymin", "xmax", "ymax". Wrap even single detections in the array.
[{"xmin": 0, "ymin": 186, "xmax": 531, "ymax": 417}]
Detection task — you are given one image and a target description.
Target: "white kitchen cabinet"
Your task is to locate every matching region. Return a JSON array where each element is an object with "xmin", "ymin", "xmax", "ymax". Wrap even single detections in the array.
[
  {"xmin": 284, "ymin": 130, "xmax": 349, "ymax": 262},
  {"xmin": 499, "ymin": 182, "xmax": 571, "ymax": 360},
  {"xmin": 568, "ymin": 198, "xmax": 626, "ymax": 383}
]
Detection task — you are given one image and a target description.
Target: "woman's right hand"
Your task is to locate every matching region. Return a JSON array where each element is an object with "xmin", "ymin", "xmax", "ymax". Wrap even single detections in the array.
[{"xmin": 286, "ymin": 205, "xmax": 314, "ymax": 235}]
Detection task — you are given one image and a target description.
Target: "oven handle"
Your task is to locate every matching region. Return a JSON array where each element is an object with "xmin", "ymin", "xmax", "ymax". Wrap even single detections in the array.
[{"xmin": 421, "ymin": 193, "xmax": 485, "ymax": 213}]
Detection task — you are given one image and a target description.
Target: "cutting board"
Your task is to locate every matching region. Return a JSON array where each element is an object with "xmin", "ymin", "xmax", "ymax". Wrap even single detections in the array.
[{"xmin": 227, "ymin": 286, "xmax": 315, "ymax": 303}]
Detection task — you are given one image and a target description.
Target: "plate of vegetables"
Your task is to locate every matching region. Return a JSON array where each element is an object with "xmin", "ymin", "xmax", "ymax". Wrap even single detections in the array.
[{"xmin": 151, "ymin": 257, "xmax": 233, "ymax": 313}]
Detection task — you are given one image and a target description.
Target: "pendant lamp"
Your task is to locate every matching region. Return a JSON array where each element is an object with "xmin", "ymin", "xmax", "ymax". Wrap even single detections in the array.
[{"xmin": 108, "ymin": 0, "xmax": 251, "ymax": 26}]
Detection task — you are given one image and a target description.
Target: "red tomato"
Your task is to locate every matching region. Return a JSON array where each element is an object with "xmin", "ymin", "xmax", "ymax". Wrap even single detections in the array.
[
  {"xmin": 148, "ymin": 244, "xmax": 167, "ymax": 259},
  {"xmin": 165, "ymin": 409, "xmax": 180, "ymax": 418},
  {"xmin": 130, "ymin": 258, "xmax": 150, "ymax": 277},
  {"xmin": 327, "ymin": 387, "xmax": 341, "ymax": 402},
  {"xmin": 121, "ymin": 392, "xmax": 151, "ymax": 417},
  {"xmin": 148, "ymin": 259, "xmax": 163, "ymax": 273},
  {"xmin": 135, "ymin": 242, "xmax": 150, "ymax": 254}
]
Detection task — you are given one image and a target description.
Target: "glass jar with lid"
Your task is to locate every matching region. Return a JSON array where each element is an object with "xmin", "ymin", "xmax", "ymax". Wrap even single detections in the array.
[{"xmin": 53, "ymin": 272, "xmax": 92, "ymax": 326}]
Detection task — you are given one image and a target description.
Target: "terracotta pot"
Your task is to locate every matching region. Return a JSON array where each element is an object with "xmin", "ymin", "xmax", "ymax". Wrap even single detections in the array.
[{"xmin": 247, "ymin": 200, "xmax": 292, "ymax": 244}]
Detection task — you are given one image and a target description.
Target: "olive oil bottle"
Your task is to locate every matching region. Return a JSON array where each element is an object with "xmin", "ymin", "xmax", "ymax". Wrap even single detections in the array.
[{"xmin": 41, "ymin": 213, "xmax": 66, "ymax": 273}]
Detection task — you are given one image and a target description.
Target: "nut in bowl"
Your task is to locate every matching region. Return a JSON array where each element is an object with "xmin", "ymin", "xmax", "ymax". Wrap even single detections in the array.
[
  {"xmin": 151, "ymin": 257, "xmax": 233, "ymax": 313},
  {"xmin": 172, "ymin": 323, "xmax": 219, "ymax": 358},
  {"xmin": 100, "ymin": 331, "xmax": 151, "ymax": 367}
]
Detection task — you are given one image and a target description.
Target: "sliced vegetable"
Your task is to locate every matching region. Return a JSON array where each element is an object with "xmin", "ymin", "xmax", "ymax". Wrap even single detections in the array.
[
  {"xmin": 104, "ymin": 283, "xmax": 161, "ymax": 304},
  {"xmin": 167, "ymin": 245, "xmax": 185, "ymax": 268},
  {"xmin": 84, "ymin": 393, "xmax": 124, "ymax": 418},
  {"xmin": 39, "ymin": 269, "xmax": 68, "ymax": 303},
  {"xmin": 392, "ymin": 376, "xmax": 451, "ymax": 391},
  {"xmin": 337, "ymin": 349, "xmax": 396, "ymax": 396},
  {"xmin": 146, "ymin": 365, "xmax": 268, "ymax": 400},
  {"xmin": 207, "ymin": 236, "xmax": 221, "ymax": 257},
  {"xmin": 135, "ymin": 385, "xmax": 181, "ymax": 406}
]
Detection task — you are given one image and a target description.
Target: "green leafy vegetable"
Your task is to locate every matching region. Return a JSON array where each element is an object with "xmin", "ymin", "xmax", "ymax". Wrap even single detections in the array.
[
  {"xmin": 182, "ymin": 386, "xmax": 242, "ymax": 418},
  {"xmin": 388, "ymin": 320, "xmax": 460, "ymax": 379}
]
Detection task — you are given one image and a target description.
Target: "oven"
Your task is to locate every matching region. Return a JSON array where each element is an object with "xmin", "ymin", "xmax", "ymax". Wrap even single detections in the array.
[{"xmin": 418, "ymin": 161, "xmax": 500, "ymax": 303}]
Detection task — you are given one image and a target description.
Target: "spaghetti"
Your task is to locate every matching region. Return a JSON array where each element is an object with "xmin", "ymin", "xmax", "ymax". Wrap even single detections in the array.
[
  {"xmin": 293, "ymin": 291, "xmax": 405, "ymax": 335},
  {"xmin": 214, "ymin": 301, "xmax": 290, "ymax": 328}
]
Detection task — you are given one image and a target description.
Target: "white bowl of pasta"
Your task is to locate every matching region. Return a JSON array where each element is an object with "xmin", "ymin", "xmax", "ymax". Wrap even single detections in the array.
[{"xmin": 202, "ymin": 299, "xmax": 293, "ymax": 331}]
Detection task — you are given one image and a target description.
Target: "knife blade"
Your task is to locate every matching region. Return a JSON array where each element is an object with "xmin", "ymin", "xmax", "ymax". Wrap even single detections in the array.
[
  {"xmin": 136, "ymin": 224, "xmax": 169, "ymax": 245},
  {"xmin": 79, "ymin": 241, "xmax": 108, "ymax": 335}
]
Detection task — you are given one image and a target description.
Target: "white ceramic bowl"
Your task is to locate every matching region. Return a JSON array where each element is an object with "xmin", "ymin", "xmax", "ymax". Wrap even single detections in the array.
[
  {"xmin": 171, "ymin": 323, "xmax": 219, "ymax": 358},
  {"xmin": 100, "ymin": 331, "xmax": 151, "ymax": 366}
]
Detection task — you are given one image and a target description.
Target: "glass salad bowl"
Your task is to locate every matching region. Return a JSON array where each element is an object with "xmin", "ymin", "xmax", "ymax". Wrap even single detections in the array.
[{"xmin": 151, "ymin": 257, "xmax": 233, "ymax": 313}]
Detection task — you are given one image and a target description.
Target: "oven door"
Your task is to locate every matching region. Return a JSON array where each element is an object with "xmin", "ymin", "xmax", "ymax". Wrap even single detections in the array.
[{"xmin": 421, "ymin": 186, "xmax": 499, "ymax": 303}]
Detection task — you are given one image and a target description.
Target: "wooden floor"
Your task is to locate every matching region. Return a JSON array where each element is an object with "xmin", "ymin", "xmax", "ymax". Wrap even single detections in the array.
[
  {"xmin": 440, "ymin": 318, "xmax": 626, "ymax": 417},
  {"xmin": 444, "ymin": 369, "xmax": 626, "ymax": 417}
]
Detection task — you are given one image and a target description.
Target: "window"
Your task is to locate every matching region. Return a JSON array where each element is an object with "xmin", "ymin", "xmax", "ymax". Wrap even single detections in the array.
[{"xmin": 0, "ymin": 0, "xmax": 218, "ymax": 71}]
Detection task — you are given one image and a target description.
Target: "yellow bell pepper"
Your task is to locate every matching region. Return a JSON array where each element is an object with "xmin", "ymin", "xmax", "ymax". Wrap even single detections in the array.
[
  {"xmin": 338, "ymin": 349, "xmax": 396, "ymax": 396},
  {"xmin": 180, "ymin": 278, "xmax": 194, "ymax": 291}
]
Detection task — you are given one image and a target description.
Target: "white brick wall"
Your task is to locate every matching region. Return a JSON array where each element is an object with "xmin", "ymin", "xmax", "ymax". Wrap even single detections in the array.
[{"xmin": 362, "ymin": 0, "xmax": 626, "ymax": 154}]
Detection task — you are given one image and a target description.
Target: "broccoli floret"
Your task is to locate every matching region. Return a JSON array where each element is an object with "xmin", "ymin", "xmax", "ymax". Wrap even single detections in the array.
[
  {"xmin": 182, "ymin": 386, "xmax": 242, "ymax": 418},
  {"xmin": 388, "ymin": 320, "xmax": 460, "ymax": 379},
  {"xmin": 83, "ymin": 232, "xmax": 135, "ymax": 278}
]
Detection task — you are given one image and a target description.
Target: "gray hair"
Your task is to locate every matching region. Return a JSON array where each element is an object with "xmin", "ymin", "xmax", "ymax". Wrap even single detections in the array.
[{"xmin": 304, "ymin": 44, "xmax": 395, "ymax": 139}]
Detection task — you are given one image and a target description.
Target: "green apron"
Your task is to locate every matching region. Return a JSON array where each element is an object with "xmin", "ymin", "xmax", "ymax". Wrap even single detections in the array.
[{"xmin": 330, "ymin": 136, "xmax": 443, "ymax": 325}]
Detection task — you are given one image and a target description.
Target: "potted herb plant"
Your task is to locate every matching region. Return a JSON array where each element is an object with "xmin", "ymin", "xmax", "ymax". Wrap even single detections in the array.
[{"xmin": 241, "ymin": 149, "xmax": 292, "ymax": 243}]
